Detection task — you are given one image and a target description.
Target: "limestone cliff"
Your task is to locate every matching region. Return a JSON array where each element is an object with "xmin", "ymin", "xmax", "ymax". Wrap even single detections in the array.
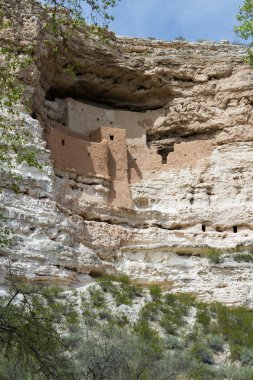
[{"xmin": 1, "ymin": 2, "xmax": 253, "ymax": 306}]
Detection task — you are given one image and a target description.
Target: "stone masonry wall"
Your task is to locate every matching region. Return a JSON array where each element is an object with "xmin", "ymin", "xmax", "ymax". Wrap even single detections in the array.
[{"xmin": 45, "ymin": 124, "xmax": 109, "ymax": 178}]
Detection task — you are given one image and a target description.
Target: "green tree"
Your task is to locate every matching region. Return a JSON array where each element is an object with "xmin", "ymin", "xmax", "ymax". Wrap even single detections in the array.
[
  {"xmin": 0, "ymin": 280, "xmax": 78, "ymax": 379},
  {"xmin": 43, "ymin": 0, "xmax": 118, "ymax": 28},
  {"xmin": 235, "ymin": 0, "xmax": 253, "ymax": 64}
]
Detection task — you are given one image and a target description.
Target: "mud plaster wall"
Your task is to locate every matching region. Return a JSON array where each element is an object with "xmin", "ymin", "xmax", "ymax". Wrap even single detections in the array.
[
  {"xmin": 90, "ymin": 127, "xmax": 133, "ymax": 208},
  {"xmin": 53, "ymin": 98, "xmax": 215, "ymax": 178},
  {"xmin": 66, "ymin": 98, "xmax": 162, "ymax": 146},
  {"xmin": 127, "ymin": 145, "xmax": 162, "ymax": 182},
  {"xmin": 66, "ymin": 98, "xmax": 166, "ymax": 183},
  {"xmin": 127, "ymin": 140, "xmax": 214, "ymax": 182},
  {"xmin": 166, "ymin": 140, "xmax": 214, "ymax": 169},
  {"xmin": 45, "ymin": 125, "xmax": 109, "ymax": 177}
]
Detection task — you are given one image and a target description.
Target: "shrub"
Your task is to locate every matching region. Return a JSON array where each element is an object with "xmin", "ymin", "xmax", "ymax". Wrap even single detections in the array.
[
  {"xmin": 176, "ymin": 292, "xmax": 196, "ymax": 307},
  {"xmin": 114, "ymin": 288, "xmax": 133, "ymax": 306},
  {"xmin": 225, "ymin": 366, "xmax": 253, "ymax": 380},
  {"xmin": 191, "ymin": 341, "xmax": 214, "ymax": 364},
  {"xmin": 214, "ymin": 304, "xmax": 253, "ymax": 360},
  {"xmin": 134, "ymin": 321, "xmax": 162, "ymax": 352},
  {"xmin": 96, "ymin": 273, "xmax": 130, "ymax": 287},
  {"xmin": 97, "ymin": 275, "xmax": 142, "ymax": 306},
  {"xmin": 174, "ymin": 35, "xmax": 186, "ymax": 41},
  {"xmin": 140, "ymin": 301, "xmax": 162, "ymax": 322},
  {"xmin": 116, "ymin": 274, "xmax": 131, "ymax": 284},
  {"xmin": 240, "ymin": 347, "xmax": 253, "ymax": 366},
  {"xmin": 149, "ymin": 285, "xmax": 162, "ymax": 300},
  {"xmin": 196, "ymin": 303, "xmax": 212, "ymax": 330},
  {"xmin": 204, "ymin": 248, "xmax": 224, "ymax": 264},
  {"xmin": 207, "ymin": 335, "xmax": 224, "ymax": 352},
  {"xmin": 189, "ymin": 362, "xmax": 222, "ymax": 380},
  {"xmin": 81, "ymin": 304, "xmax": 98, "ymax": 325},
  {"xmin": 89, "ymin": 287, "xmax": 106, "ymax": 308},
  {"xmin": 98, "ymin": 310, "xmax": 113, "ymax": 322},
  {"xmin": 165, "ymin": 334, "xmax": 183, "ymax": 350},
  {"xmin": 97, "ymin": 275, "xmax": 117, "ymax": 293},
  {"xmin": 159, "ymin": 293, "xmax": 192, "ymax": 335},
  {"xmin": 234, "ymin": 253, "xmax": 253, "ymax": 263}
]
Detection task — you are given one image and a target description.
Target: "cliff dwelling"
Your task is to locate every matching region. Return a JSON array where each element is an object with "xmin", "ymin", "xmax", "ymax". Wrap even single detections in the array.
[
  {"xmin": 45, "ymin": 97, "xmax": 166, "ymax": 208},
  {"xmin": 44, "ymin": 97, "xmax": 215, "ymax": 211}
]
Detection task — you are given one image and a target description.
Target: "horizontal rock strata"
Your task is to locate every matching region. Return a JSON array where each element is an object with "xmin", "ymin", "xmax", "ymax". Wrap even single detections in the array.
[{"xmin": 1, "ymin": 2, "xmax": 253, "ymax": 305}]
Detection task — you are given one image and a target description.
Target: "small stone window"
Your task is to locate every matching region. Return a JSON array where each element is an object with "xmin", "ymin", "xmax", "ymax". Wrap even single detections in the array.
[
  {"xmin": 61, "ymin": 139, "xmax": 65, "ymax": 146},
  {"xmin": 162, "ymin": 156, "xmax": 167, "ymax": 164},
  {"xmin": 202, "ymin": 225, "xmax": 206, "ymax": 232},
  {"xmin": 233, "ymin": 226, "xmax": 238, "ymax": 233},
  {"xmin": 110, "ymin": 135, "xmax": 114, "ymax": 141},
  {"xmin": 158, "ymin": 146, "xmax": 174, "ymax": 165}
]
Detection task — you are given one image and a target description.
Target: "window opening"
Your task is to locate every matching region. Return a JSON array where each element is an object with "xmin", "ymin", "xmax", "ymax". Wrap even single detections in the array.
[
  {"xmin": 158, "ymin": 145, "xmax": 174, "ymax": 165},
  {"xmin": 110, "ymin": 135, "xmax": 114, "ymax": 141},
  {"xmin": 62, "ymin": 139, "xmax": 65, "ymax": 146},
  {"xmin": 233, "ymin": 226, "xmax": 238, "ymax": 233},
  {"xmin": 202, "ymin": 225, "xmax": 206, "ymax": 232},
  {"xmin": 162, "ymin": 156, "xmax": 167, "ymax": 164}
]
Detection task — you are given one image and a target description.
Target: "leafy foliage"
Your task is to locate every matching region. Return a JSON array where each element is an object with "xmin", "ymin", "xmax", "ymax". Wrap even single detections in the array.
[
  {"xmin": 0, "ymin": 282, "xmax": 78, "ymax": 379},
  {"xmin": 43, "ymin": 0, "xmax": 119, "ymax": 28},
  {"xmin": 235, "ymin": 0, "xmax": 253, "ymax": 64}
]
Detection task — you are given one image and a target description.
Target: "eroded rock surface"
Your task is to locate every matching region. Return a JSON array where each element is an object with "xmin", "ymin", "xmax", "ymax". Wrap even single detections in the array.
[{"xmin": 1, "ymin": 2, "xmax": 253, "ymax": 305}]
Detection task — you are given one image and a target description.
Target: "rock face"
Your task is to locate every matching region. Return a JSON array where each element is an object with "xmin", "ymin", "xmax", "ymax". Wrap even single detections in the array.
[{"xmin": 1, "ymin": 3, "xmax": 253, "ymax": 305}]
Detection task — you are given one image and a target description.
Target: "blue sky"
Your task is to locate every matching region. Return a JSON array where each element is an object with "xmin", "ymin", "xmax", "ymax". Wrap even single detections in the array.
[{"xmin": 108, "ymin": 0, "xmax": 243, "ymax": 42}]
